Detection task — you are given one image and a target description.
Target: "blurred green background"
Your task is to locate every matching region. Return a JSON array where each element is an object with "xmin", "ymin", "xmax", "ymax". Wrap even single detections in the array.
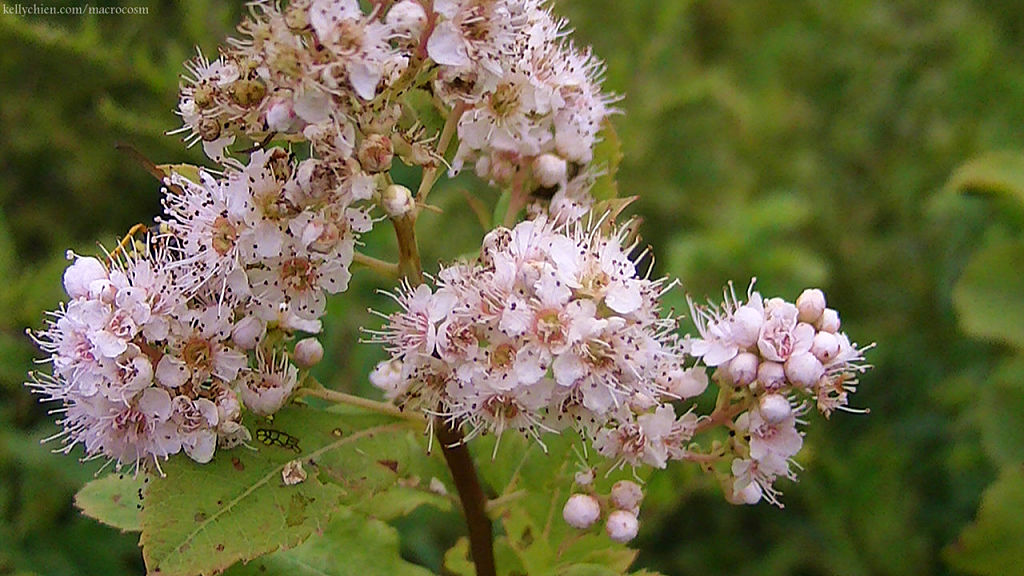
[{"xmin": 3, "ymin": 1, "xmax": 1024, "ymax": 575}]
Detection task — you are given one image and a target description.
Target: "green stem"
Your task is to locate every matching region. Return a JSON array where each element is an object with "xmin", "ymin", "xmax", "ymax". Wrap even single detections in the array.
[
  {"xmin": 352, "ymin": 251, "xmax": 400, "ymax": 279},
  {"xmin": 297, "ymin": 386, "xmax": 422, "ymax": 423},
  {"xmin": 416, "ymin": 101, "xmax": 466, "ymax": 208}
]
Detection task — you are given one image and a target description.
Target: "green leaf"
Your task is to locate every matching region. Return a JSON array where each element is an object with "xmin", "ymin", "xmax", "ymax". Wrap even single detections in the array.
[
  {"xmin": 953, "ymin": 234, "xmax": 1024, "ymax": 348},
  {"xmin": 945, "ymin": 466, "xmax": 1024, "ymax": 576},
  {"xmin": 74, "ymin": 474, "xmax": 145, "ymax": 532},
  {"xmin": 589, "ymin": 120, "xmax": 623, "ymax": 202},
  {"xmin": 223, "ymin": 508, "xmax": 433, "ymax": 576},
  {"xmin": 139, "ymin": 405, "xmax": 419, "ymax": 576},
  {"xmin": 948, "ymin": 151, "xmax": 1024, "ymax": 211},
  {"xmin": 978, "ymin": 355, "xmax": 1024, "ymax": 466}
]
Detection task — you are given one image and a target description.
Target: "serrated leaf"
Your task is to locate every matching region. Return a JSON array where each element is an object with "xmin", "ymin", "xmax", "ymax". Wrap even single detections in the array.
[
  {"xmin": 978, "ymin": 356, "xmax": 1024, "ymax": 466},
  {"xmin": 75, "ymin": 473, "xmax": 145, "ymax": 532},
  {"xmin": 953, "ymin": 235, "xmax": 1024, "ymax": 348},
  {"xmin": 353, "ymin": 484, "xmax": 452, "ymax": 521},
  {"xmin": 945, "ymin": 466, "xmax": 1024, "ymax": 576},
  {"xmin": 590, "ymin": 120, "xmax": 623, "ymax": 202},
  {"xmin": 140, "ymin": 405, "xmax": 418, "ymax": 576},
  {"xmin": 223, "ymin": 508, "xmax": 433, "ymax": 576},
  {"xmin": 947, "ymin": 151, "xmax": 1024, "ymax": 211}
]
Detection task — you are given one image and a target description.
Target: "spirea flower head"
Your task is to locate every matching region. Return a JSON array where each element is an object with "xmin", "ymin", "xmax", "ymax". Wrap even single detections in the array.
[
  {"xmin": 368, "ymin": 216, "xmax": 697, "ymax": 457},
  {"xmin": 27, "ymin": 244, "xmax": 247, "ymax": 473},
  {"xmin": 173, "ymin": 0, "xmax": 616, "ymax": 224},
  {"xmin": 160, "ymin": 146, "xmax": 373, "ymax": 321},
  {"xmin": 684, "ymin": 280, "xmax": 874, "ymax": 505}
]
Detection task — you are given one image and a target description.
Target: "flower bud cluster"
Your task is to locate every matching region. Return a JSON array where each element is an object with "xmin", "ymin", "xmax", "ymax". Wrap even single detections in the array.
[
  {"xmin": 369, "ymin": 217, "xmax": 698, "ymax": 459},
  {"xmin": 562, "ymin": 478, "xmax": 644, "ymax": 542},
  {"xmin": 685, "ymin": 283, "xmax": 873, "ymax": 505}
]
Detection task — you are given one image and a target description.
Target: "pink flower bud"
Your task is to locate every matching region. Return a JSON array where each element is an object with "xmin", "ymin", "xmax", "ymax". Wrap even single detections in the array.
[
  {"xmin": 810, "ymin": 331, "xmax": 840, "ymax": 363},
  {"xmin": 610, "ymin": 480, "xmax": 644, "ymax": 512},
  {"xmin": 818, "ymin": 308, "xmax": 841, "ymax": 333},
  {"xmin": 605, "ymin": 510, "xmax": 639, "ymax": 542},
  {"xmin": 759, "ymin": 393, "xmax": 792, "ymax": 424},
  {"xmin": 533, "ymin": 153, "xmax": 568, "ymax": 188},
  {"xmin": 563, "ymin": 494, "xmax": 601, "ymax": 529},
  {"xmin": 232, "ymin": 316, "xmax": 265, "ymax": 350},
  {"xmin": 386, "ymin": 0, "xmax": 427, "ymax": 38},
  {"xmin": 726, "ymin": 352, "xmax": 759, "ymax": 387},
  {"xmin": 732, "ymin": 305, "xmax": 764, "ymax": 348},
  {"xmin": 380, "ymin": 184, "xmax": 415, "ymax": 218},
  {"xmin": 757, "ymin": 360, "xmax": 786, "ymax": 390},
  {"xmin": 785, "ymin": 351, "xmax": 825, "ymax": 388},
  {"xmin": 293, "ymin": 337, "xmax": 324, "ymax": 368},
  {"xmin": 796, "ymin": 288, "xmax": 826, "ymax": 324}
]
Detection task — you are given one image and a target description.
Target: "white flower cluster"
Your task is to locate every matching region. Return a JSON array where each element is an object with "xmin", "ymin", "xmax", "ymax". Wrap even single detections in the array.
[
  {"xmin": 161, "ymin": 147, "xmax": 372, "ymax": 323},
  {"xmin": 28, "ymin": 249, "xmax": 252, "ymax": 472},
  {"xmin": 174, "ymin": 0, "xmax": 614, "ymax": 219},
  {"xmin": 686, "ymin": 283, "xmax": 872, "ymax": 506},
  {"xmin": 27, "ymin": 139, "xmax": 371, "ymax": 470},
  {"xmin": 368, "ymin": 217, "xmax": 704, "ymax": 463}
]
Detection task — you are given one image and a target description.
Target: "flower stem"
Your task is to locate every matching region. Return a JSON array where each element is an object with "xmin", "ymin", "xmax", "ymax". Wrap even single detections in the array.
[
  {"xmin": 416, "ymin": 101, "xmax": 465, "ymax": 208},
  {"xmin": 297, "ymin": 386, "xmax": 422, "ymax": 423},
  {"xmin": 436, "ymin": 419, "xmax": 496, "ymax": 576},
  {"xmin": 352, "ymin": 251, "xmax": 400, "ymax": 279}
]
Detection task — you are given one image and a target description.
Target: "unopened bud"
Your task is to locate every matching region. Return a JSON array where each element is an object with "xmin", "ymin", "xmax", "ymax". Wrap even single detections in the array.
[
  {"xmin": 818, "ymin": 308, "xmax": 841, "ymax": 333},
  {"xmin": 563, "ymin": 494, "xmax": 601, "ymax": 529},
  {"xmin": 380, "ymin": 184, "xmax": 415, "ymax": 218},
  {"xmin": 293, "ymin": 337, "xmax": 324, "ymax": 368},
  {"xmin": 232, "ymin": 316, "xmax": 266, "ymax": 350},
  {"xmin": 386, "ymin": 0, "xmax": 427, "ymax": 38},
  {"xmin": 757, "ymin": 360, "xmax": 786, "ymax": 390},
  {"xmin": 785, "ymin": 351, "xmax": 825, "ymax": 388},
  {"xmin": 759, "ymin": 393, "xmax": 792, "ymax": 424},
  {"xmin": 796, "ymin": 288, "xmax": 826, "ymax": 324},
  {"xmin": 533, "ymin": 153, "xmax": 567, "ymax": 188},
  {"xmin": 726, "ymin": 352, "xmax": 759, "ymax": 387},
  {"xmin": 810, "ymin": 331, "xmax": 840, "ymax": 364},
  {"xmin": 605, "ymin": 510, "xmax": 639, "ymax": 542},
  {"xmin": 358, "ymin": 134, "xmax": 394, "ymax": 174},
  {"xmin": 732, "ymin": 305, "xmax": 764, "ymax": 348},
  {"xmin": 610, "ymin": 480, "xmax": 644, "ymax": 512}
]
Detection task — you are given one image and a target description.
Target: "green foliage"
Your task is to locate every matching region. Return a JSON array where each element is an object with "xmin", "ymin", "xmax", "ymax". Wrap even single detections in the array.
[
  {"xmin": 137, "ymin": 405, "xmax": 433, "ymax": 576},
  {"xmin": 945, "ymin": 467, "xmax": 1024, "ymax": 576},
  {"xmin": 223, "ymin": 508, "xmax": 434, "ymax": 576},
  {"xmin": 75, "ymin": 474, "xmax": 145, "ymax": 533}
]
